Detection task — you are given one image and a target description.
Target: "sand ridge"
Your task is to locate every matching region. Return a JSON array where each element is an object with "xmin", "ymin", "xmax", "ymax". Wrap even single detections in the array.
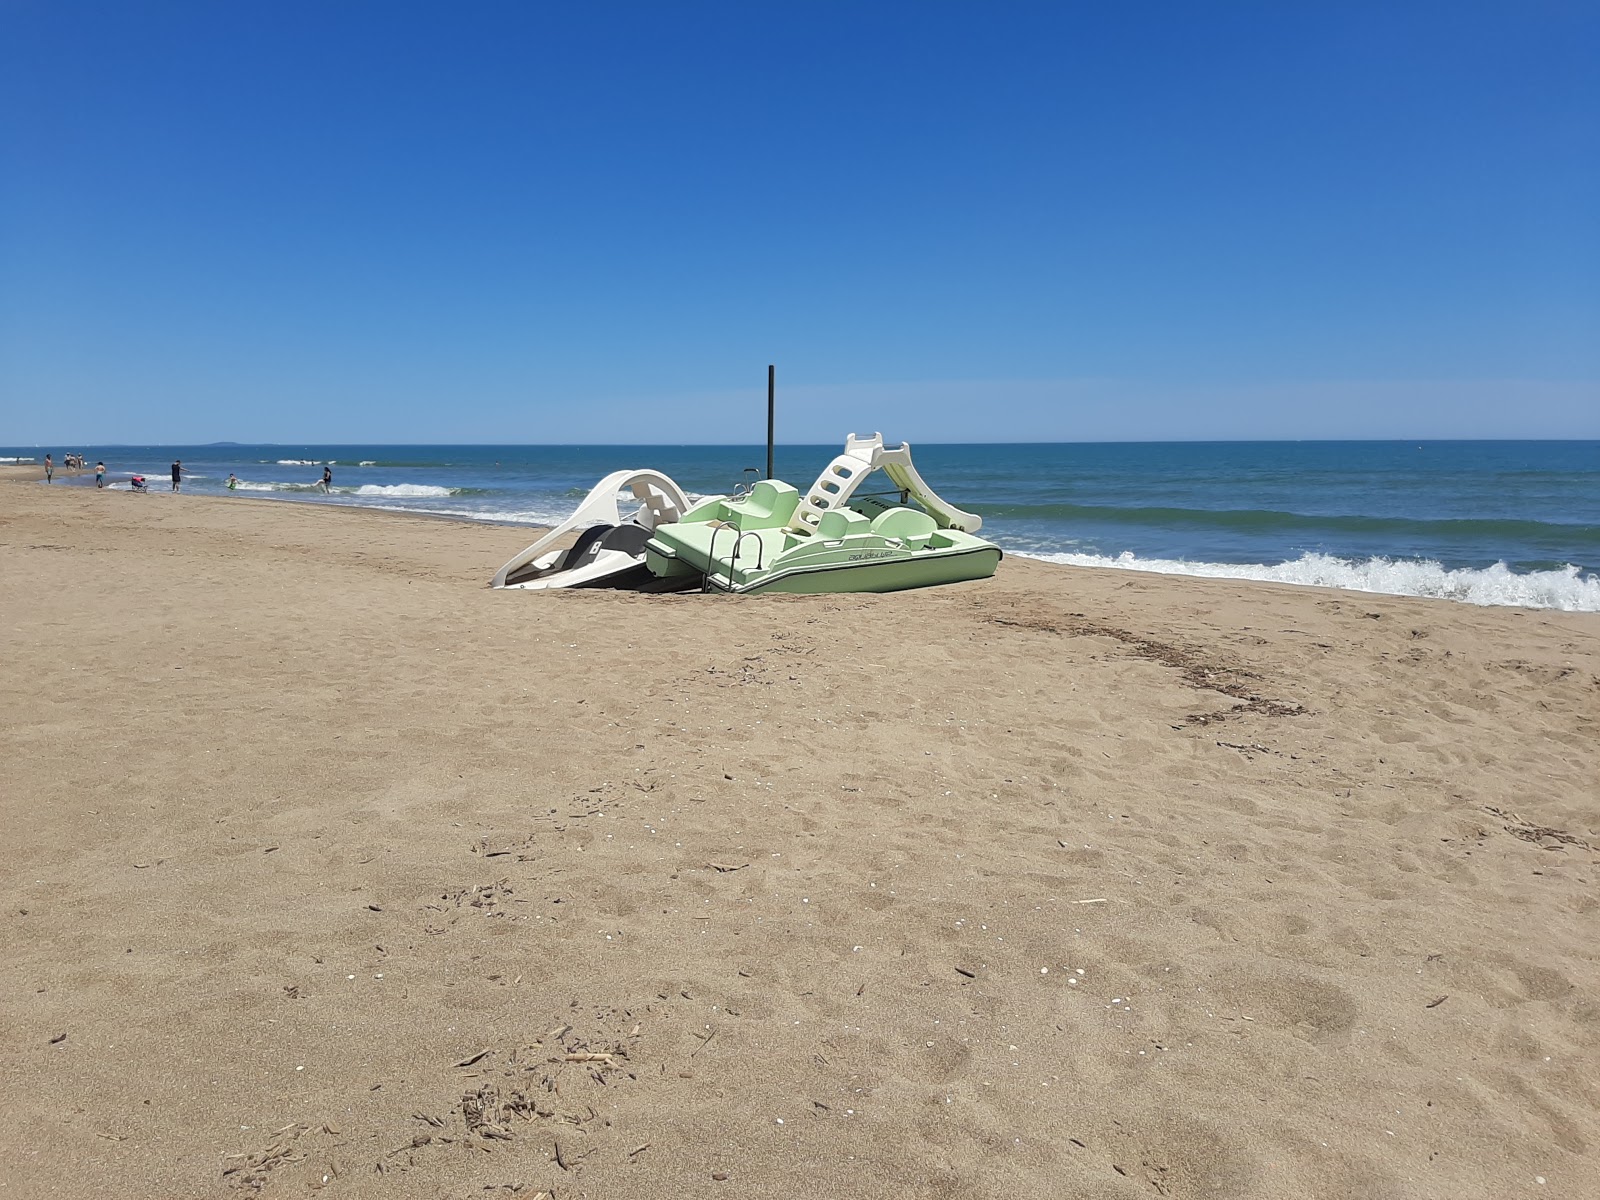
[{"xmin": 2, "ymin": 480, "xmax": 1597, "ymax": 1198}]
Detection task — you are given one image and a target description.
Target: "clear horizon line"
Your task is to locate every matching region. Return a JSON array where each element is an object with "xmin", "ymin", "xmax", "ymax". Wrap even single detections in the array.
[{"xmin": 8, "ymin": 436, "xmax": 1600, "ymax": 449}]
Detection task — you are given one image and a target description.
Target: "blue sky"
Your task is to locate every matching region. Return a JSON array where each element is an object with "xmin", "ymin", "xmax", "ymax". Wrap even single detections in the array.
[{"xmin": 2, "ymin": 1, "xmax": 1596, "ymax": 443}]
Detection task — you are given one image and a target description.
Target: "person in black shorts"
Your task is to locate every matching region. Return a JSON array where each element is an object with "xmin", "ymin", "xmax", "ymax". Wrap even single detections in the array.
[
  {"xmin": 321, "ymin": 464, "xmax": 332, "ymax": 493},
  {"xmin": 171, "ymin": 460, "xmax": 183, "ymax": 492}
]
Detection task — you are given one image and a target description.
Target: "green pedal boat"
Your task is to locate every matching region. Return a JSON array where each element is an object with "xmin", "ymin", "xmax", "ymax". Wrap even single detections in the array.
[
  {"xmin": 646, "ymin": 434, "xmax": 1002, "ymax": 595},
  {"xmin": 490, "ymin": 434, "xmax": 1002, "ymax": 595}
]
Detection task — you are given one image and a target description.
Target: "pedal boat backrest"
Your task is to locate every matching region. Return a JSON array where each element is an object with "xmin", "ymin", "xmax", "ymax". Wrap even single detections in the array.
[
  {"xmin": 723, "ymin": 479, "xmax": 801, "ymax": 530},
  {"xmin": 868, "ymin": 506, "xmax": 937, "ymax": 549},
  {"xmin": 814, "ymin": 509, "xmax": 872, "ymax": 540}
]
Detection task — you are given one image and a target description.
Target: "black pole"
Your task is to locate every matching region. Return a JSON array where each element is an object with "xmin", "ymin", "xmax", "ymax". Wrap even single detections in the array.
[{"xmin": 766, "ymin": 364, "xmax": 775, "ymax": 480}]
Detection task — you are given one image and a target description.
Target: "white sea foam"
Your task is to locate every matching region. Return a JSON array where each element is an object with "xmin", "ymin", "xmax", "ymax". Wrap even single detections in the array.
[
  {"xmin": 227, "ymin": 480, "xmax": 458, "ymax": 498},
  {"xmin": 1016, "ymin": 550, "xmax": 1600, "ymax": 612},
  {"xmin": 276, "ymin": 458, "xmax": 321, "ymax": 465},
  {"xmin": 352, "ymin": 483, "xmax": 455, "ymax": 498},
  {"xmin": 1, "ymin": 456, "xmax": 36, "ymax": 463},
  {"xmin": 358, "ymin": 460, "xmax": 376, "ymax": 466}
]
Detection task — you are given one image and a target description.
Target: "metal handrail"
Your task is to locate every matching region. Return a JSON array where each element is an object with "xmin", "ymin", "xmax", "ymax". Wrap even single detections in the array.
[
  {"xmin": 703, "ymin": 522, "xmax": 730, "ymax": 592},
  {"xmin": 730, "ymin": 466, "xmax": 761, "ymax": 500},
  {"xmin": 701, "ymin": 523, "xmax": 768, "ymax": 594},
  {"xmin": 732, "ymin": 529, "xmax": 766, "ymax": 572}
]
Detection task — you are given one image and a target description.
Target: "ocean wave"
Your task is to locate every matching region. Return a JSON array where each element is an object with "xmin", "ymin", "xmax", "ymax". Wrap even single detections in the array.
[
  {"xmin": 1, "ymin": 456, "xmax": 36, "ymax": 463},
  {"xmin": 228, "ymin": 480, "xmax": 463, "ymax": 497},
  {"xmin": 1017, "ymin": 550, "xmax": 1600, "ymax": 612},
  {"xmin": 230, "ymin": 480, "xmax": 315, "ymax": 492},
  {"xmin": 988, "ymin": 502, "xmax": 1600, "ymax": 546},
  {"xmin": 275, "ymin": 459, "xmax": 322, "ymax": 465},
  {"xmin": 352, "ymin": 483, "xmax": 458, "ymax": 497},
  {"xmin": 358, "ymin": 460, "xmax": 376, "ymax": 466}
]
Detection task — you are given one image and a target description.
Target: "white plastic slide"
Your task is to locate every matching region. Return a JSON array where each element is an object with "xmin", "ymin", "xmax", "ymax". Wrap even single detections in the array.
[
  {"xmin": 788, "ymin": 433, "xmax": 983, "ymax": 536},
  {"xmin": 491, "ymin": 469, "xmax": 694, "ymax": 590}
]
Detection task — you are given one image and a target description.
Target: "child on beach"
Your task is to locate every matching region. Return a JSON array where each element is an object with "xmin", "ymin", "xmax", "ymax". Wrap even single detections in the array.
[
  {"xmin": 96, "ymin": 461, "xmax": 105, "ymax": 488},
  {"xmin": 171, "ymin": 460, "xmax": 183, "ymax": 492},
  {"xmin": 227, "ymin": 473, "xmax": 239, "ymax": 491}
]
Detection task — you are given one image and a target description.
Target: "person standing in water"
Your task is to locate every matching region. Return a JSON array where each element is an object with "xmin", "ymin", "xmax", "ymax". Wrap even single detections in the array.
[
  {"xmin": 227, "ymin": 473, "xmax": 239, "ymax": 491},
  {"xmin": 44, "ymin": 454, "xmax": 53, "ymax": 482},
  {"xmin": 171, "ymin": 460, "xmax": 183, "ymax": 492},
  {"xmin": 321, "ymin": 464, "xmax": 332, "ymax": 494},
  {"xmin": 96, "ymin": 461, "xmax": 106, "ymax": 488}
]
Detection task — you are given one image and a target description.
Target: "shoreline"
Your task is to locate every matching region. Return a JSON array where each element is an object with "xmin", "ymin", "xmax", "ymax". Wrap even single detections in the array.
[
  {"xmin": 3, "ymin": 475, "xmax": 1597, "ymax": 1197},
  {"xmin": 8, "ymin": 465, "xmax": 1597, "ymax": 613}
]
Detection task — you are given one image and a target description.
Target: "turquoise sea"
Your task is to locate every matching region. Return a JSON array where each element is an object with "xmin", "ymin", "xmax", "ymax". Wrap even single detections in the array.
[{"xmin": 10, "ymin": 440, "xmax": 1599, "ymax": 611}]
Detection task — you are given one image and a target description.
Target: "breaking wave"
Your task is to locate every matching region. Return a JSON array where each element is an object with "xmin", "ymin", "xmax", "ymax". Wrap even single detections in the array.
[
  {"xmin": 990, "ymin": 502, "xmax": 1600, "ymax": 550},
  {"xmin": 232, "ymin": 480, "xmax": 318, "ymax": 492},
  {"xmin": 351, "ymin": 483, "xmax": 457, "ymax": 497},
  {"xmin": 231, "ymin": 481, "xmax": 463, "ymax": 497},
  {"xmin": 1016, "ymin": 550, "xmax": 1600, "ymax": 612}
]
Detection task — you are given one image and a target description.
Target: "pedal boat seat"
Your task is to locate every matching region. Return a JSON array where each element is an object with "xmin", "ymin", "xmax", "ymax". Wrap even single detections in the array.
[{"xmin": 868, "ymin": 507, "xmax": 938, "ymax": 549}]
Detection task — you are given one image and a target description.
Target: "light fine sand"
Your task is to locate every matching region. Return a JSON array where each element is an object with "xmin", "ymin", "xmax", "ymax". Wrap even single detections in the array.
[{"xmin": 3, "ymin": 474, "xmax": 1598, "ymax": 1198}]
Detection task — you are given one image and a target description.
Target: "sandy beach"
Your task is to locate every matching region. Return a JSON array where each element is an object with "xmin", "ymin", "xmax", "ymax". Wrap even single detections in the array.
[{"xmin": 3, "ymin": 470, "xmax": 1597, "ymax": 1199}]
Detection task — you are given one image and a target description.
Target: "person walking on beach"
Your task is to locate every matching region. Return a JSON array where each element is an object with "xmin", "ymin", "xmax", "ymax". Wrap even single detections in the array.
[
  {"xmin": 96, "ymin": 461, "xmax": 106, "ymax": 488},
  {"xmin": 171, "ymin": 460, "xmax": 183, "ymax": 492},
  {"xmin": 320, "ymin": 464, "xmax": 332, "ymax": 494},
  {"xmin": 44, "ymin": 454, "xmax": 53, "ymax": 483}
]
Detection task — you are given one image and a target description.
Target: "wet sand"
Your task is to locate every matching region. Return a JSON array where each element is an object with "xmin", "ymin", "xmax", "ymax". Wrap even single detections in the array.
[{"xmin": 3, "ymin": 475, "xmax": 1597, "ymax": 1198}]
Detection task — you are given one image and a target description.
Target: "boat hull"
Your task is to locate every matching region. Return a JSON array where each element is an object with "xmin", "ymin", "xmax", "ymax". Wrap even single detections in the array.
[
  {"xmin": 646, "ymin": 535, "xmax": 1001, "ymax": 595},
  {"xmin": 721, "ymin": 545, "xmax": 1002, "ymax": 594}
]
